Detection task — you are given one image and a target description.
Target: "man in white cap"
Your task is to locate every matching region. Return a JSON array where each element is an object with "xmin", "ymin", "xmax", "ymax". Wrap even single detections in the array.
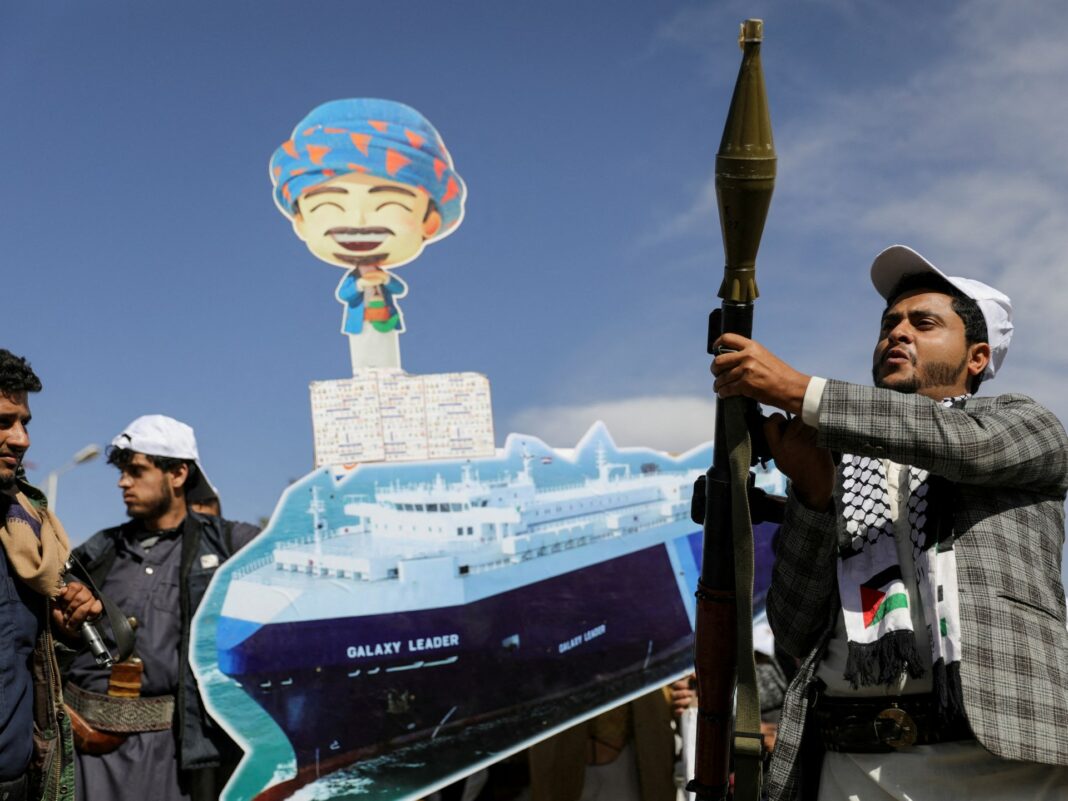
[
  {"xmin": 59, "ymin": 415, "xmax": 259, "ymax": 801},
  {"xmin": 711, "ymin": 246, "xmax": 1068, "ymax": 800}
]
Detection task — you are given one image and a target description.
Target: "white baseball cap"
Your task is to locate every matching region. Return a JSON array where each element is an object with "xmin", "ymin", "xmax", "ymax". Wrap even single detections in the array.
[
  {"xmin": 870, "ymin": 245, "xmax": 1013, "ymax": 380},
  {"xmin": 110, "ymin": 414, "xmax": 213, "ymax": 492}
]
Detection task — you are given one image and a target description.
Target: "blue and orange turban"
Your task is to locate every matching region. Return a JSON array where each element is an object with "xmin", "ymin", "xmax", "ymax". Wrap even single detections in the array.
[{"xmin": 270, "ymin": 98, "xmax": 466, "ymax": 238}]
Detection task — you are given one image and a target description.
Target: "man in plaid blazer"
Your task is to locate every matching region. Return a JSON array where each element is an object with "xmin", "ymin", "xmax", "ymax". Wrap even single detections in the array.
[{"xmin": 711, "ymin": 245, "xmax": 1068, "ymax": 799}]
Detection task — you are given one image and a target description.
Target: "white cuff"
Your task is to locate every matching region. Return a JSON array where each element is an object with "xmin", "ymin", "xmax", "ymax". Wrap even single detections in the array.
[{"xmin": 801, "ymin": 376, "xmax": 827, "ymax": 428}]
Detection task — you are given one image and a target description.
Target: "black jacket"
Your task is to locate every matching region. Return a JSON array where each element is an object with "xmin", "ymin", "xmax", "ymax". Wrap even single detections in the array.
[{"xmin": 71, "ymin": 512, "xmax": 257, "ymax": 772}]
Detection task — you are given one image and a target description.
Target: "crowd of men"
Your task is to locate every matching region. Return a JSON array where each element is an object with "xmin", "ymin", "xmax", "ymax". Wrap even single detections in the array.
[
  {"xmin": 1, "ymin": 243, "xmax": 1066, "ymax": 801},
  {"xmin": 0, "ymin": 360, "xmax": 258, "ymax": 801}
]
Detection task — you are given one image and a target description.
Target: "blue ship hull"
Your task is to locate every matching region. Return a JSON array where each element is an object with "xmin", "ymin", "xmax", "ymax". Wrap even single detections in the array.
[
  {"xmin": 219, "ymin": 539, "xmax": 693, "ymax": 772},
  {"xmin": 215, "ymin": 523, "xmax": 777, "ymax": 799}
]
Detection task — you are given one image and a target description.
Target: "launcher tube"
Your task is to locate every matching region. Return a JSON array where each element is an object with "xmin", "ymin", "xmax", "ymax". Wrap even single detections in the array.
[{"xmin": 690, "ymin": 19, "xmax": 775, "ymax": 801}]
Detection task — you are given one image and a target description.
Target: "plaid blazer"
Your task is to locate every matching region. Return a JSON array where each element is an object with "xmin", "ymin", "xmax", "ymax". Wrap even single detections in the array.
[{"xmin": 765, "ymin": 381, "xmax": 1068, "ymax": 801}]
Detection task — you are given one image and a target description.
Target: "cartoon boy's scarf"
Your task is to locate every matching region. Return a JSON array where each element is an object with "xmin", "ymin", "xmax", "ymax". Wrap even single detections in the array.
[
  {"xmin": 0, "ymin": 487, "xmax": 71, "ymax": 597},
  {"xmin": 836, "ymin": 395, "xmax": 968, "ymax": 716}
]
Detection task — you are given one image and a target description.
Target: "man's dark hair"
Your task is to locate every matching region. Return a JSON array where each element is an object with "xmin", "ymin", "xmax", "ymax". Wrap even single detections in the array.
[
  {"xmin": 0, "ymin": 349, "xmax": 43, "ymax": 397},
  {"xmin": 886, "ymin": 272, "xmax": 989, "ymax": 393},
  {"xmin": 106, "ymin": 446, "xmax": 191, "ymax": 477}
]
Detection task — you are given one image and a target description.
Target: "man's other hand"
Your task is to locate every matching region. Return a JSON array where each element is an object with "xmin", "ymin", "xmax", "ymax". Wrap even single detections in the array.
[
  {"xmin": 711, "ymin": 334, "xmax": 809, "ymax": 416},
  {"xmin": 761, "ymin": 721, "xmax": 779, "ymax": 754},
  {"xmin": 670, "ymin": 675, "xmax": 697, "ymax": 716},
  {"xmin": 763, "ymin": 414, "xmax": 834, "ymax": 511},
  {"xmin": 53, "ymin": 580, "xmax": 103, "ymax": 640}
]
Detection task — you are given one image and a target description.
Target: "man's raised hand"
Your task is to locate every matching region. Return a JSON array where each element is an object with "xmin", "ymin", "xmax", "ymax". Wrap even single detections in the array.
[{"xmin": 711, "ymin": 333, "xmax": 810, "ymax": 416}]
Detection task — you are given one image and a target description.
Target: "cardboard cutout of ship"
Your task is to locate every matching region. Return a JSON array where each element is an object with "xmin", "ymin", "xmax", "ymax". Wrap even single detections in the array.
[
  {"xmin": 192, "ymin": 426, "xmax": 783, "ymax": 801},
  {"xmin": 191, "ymin": 99, "xmax": 783, "ymax": 800}
]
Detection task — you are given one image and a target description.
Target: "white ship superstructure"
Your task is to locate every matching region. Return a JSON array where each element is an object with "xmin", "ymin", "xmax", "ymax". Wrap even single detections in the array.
[
  {"xmin": 269, "ymin": 448, "xmax": 700, "ymax": 580},
  {"xmin": 222, "ymin": 447, "xmax": 702, "ymax": 623}
]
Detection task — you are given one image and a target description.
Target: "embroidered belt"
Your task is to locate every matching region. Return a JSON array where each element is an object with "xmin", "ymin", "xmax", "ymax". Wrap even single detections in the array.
[
  {"xmin": 811, "ymin": 692, "xmax": 973, "ymax": 753},
  {"xmin": 64, "ymin": 683, "xmax": 174, "ymax": 733}
]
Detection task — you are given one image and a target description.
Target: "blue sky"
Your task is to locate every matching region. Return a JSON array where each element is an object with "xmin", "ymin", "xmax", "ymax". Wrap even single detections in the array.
[{"xmin": 4, "ymin": 0, "xmax": 1067, "ymax": 589}]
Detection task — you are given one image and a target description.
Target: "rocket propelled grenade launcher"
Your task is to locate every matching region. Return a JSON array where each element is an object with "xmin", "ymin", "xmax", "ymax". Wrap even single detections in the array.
[
  {"xmin": 689, "ymin": 19, "xmax": 776, "ymax": 801},
  {"xmin": 715, "ymin": 19, "xmax": 776, "ymax": 307}
]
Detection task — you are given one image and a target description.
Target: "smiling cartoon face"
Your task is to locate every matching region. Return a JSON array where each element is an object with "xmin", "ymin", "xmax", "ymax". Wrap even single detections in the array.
[{"xmin": 292, "ymin": 172, "xmax": 443, "ymax": 270}]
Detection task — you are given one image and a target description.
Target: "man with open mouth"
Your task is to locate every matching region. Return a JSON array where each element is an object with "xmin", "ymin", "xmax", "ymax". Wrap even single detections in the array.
[
  {"xmin": 271, "ymin": 98, "xmax": 467, "ymax": 371},
  {"xmin": 711, "ymin": 246, "xmax": 1068, "ymax": 800}
]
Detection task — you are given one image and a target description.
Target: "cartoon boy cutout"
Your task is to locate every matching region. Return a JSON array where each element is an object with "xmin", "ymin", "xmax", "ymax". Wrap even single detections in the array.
[{"xmin": 271, "ymin": 99, "xmax": 466, "ymax": 371}]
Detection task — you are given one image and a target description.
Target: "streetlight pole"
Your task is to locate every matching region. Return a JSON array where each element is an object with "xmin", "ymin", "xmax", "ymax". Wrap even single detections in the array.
[{"xmin": 45, "ymin": 443, "xmax": 101, "ymax": 512}]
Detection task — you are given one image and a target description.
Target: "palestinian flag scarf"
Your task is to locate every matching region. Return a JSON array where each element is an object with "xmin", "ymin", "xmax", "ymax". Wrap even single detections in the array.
[{"xmin": 836, "ymin": 394, "xmax": 968, "ymax": 716}]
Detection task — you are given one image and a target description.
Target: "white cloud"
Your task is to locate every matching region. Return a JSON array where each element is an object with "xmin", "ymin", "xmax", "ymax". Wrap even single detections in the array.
[
  {"xmin": 564, "ymin": 2, "xmax": 1068, "ymax": 448},
  {"xmin": 507, "ymin": 395, "xmax": 716, "ymax": 454},
  {"xmin": 644, "ymin": 0, "xmax": 1068, "ymax": 399},
  {"xmin": 637, "ymin": 0, "xmax": 1068, "ymax": 591},
  {"xmin": 638, "ymin": 176, "xmax": 718, "ymax": 247},
  {"xmin": 648, "ymin": 4, "xmax": 721, "ymax": 51}
]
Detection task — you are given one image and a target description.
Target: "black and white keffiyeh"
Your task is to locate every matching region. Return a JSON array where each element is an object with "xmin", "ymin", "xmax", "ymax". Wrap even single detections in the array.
[{"xmin": 836, "ymin": 395, "xmax": 969, "ymax": 715}]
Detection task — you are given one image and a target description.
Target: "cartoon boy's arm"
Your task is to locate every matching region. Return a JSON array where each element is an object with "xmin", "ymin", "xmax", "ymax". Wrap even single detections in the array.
[{"xmin": 337, "ymin": 272, "xmax": 364, "ymax": 307}]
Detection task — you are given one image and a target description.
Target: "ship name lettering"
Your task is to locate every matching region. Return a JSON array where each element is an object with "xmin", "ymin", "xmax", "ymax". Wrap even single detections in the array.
[
  {"xmin": 346, "ymin": 641, "xmax": 402, "ymax": 659},
  {"xmin": 408, "ymin": 634, "xmax": 460, "ymax": 652},
  {"xmin": 584, "ymin": 624, "xmax": 606, "ymax": 641},
  {"xmin": 558, "ymin": 624, "xmax": 606, "ymax": 654}
]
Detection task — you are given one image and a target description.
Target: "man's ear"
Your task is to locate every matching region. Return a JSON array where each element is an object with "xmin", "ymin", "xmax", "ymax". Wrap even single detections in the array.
[
  {"xmin": 967, "ymin": 342, "xmax": 991, "ymax": 379},
  {"xmin": 169, "ymin": 463, "xmax": 190, "ymax": 492},
  {"xmin": 422, "ymin": 208, "xmax": 442, "ymax": 239}
]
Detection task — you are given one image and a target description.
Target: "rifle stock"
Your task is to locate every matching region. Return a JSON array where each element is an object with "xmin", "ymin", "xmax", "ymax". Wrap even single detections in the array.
[{"xmin": 689, "ymin": 19, "xmax": 776, "ymax": 801}]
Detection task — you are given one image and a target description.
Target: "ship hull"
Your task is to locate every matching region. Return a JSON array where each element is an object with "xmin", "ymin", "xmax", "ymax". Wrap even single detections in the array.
[{"xmin": 218, "ymin": 536, "xmax": 696, "ymax": 781}]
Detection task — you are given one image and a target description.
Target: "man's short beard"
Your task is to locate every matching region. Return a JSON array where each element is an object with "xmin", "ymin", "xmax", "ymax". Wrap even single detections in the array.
[
  {"xmin": 873, "ymin": 354, "xmax": 968, "ymax": 395},
  {"xmin": 0, "ymin": 474, "xmax": 15, "ymax": 491},
  {"xmin": 129, "ymin": 487, "xmax": 174, "ymax": 523}
]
